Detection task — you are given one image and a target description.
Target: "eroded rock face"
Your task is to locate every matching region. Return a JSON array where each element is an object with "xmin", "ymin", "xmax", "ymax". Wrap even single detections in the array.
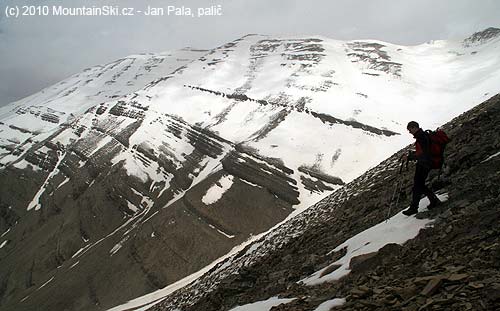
[
  {"xmin": 463, "ymin": 27, "xmax": 500, "ymax": 47},
  {"xmin": 150, "ymin": 94, "xmax": 500, "ymax": 311},
  {"xmin": 0, "ymin": 99, "xmax": 300, "ymax": 310},
  {"xmin": 346, "ymin": 42, "xmax": 402, "ymax": 77}
]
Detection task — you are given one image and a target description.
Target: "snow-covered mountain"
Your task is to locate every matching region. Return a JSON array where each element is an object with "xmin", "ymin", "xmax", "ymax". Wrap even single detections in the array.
[
  {"xmin": 0, "ymin": 48, "xmax": 207, "ymax": 162},
  {"xmin": 0, "ymin": 28, "xmax": 499, "ymax": 311}
]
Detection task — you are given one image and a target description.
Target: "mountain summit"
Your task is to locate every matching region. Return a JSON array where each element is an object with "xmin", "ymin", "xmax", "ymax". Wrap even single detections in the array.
[{"xmin": 0, "ymin": 30, "xmax": 499, "ymax": 311}]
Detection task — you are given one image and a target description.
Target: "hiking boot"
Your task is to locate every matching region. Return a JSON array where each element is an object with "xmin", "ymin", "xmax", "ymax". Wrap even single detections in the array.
[
  {"xmin": 427, "ymin": 198, "xmax": 442, "ymax": 210},
  {"xmin": 403, "ymin": 207, "xmax": 418, "ymax": 216}
]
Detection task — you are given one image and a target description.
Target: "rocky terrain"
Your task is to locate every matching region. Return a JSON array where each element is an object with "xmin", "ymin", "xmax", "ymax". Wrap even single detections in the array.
[
  {"xmin": 0, "ymin": 29, "xmax": 499, "ymax": 311},
  {"xmin": 147, "ymin": 93, "xmax": 500, "ymax": 310}
]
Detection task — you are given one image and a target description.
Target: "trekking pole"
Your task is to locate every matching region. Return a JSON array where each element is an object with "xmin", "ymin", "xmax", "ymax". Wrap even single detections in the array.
[{"xmin": 387, "ymin": 156, "xmax": 406, "ymax": 221}]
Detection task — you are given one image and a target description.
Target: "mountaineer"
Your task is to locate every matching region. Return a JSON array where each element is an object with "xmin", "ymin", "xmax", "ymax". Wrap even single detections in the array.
[{"xmin": 402, "ymin": 121, "xmax": 449, "ymax": 216}]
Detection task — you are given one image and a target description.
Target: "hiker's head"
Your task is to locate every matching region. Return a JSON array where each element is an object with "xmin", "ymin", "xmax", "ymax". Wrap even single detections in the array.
[{"xmin": 407, "ymin": 121, "xmax": 419, "ymax": 135}]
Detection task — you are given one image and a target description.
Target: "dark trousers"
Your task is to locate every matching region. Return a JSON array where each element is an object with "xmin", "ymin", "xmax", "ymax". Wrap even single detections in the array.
[{"xmin": 411, "ymin": 164, "xmax": 438, "ymax": 208}]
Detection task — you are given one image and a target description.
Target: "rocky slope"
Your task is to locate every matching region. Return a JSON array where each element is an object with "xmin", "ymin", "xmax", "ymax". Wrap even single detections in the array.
[
  {"xmin": 147, "ymin": 93, "xmax": 500, "ymax": 311},
  {"xmin": 0, "ymin": 29, "xmax": 499, "ymax": 311}
]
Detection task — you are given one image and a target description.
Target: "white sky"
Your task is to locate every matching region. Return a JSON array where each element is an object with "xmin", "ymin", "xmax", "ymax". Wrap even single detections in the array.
[{"xmin": 1, "ymin": 0, "xmax": 499, "ymax": 106}]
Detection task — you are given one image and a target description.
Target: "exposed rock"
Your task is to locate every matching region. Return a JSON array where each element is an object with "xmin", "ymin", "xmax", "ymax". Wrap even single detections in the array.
[
  {"xmin": 421, "ymin": 278, "xmax": 443, "ymax": 296},
  {"xmin": 463, "ymin": 27, "xmax": 500, "ymax": 47},
  {"xmin": 320, "ymin": 264, "xmax": 341, "ymax": 278},
  {"xmin": 348, "ymin": 252, "xmax": 379, "ymax": 271}
]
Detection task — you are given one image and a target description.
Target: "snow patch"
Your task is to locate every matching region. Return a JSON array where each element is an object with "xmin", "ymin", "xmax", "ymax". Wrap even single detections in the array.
[
  {"xmin": 111, "ymin": 152, "xmax": 149, "ymax": 182},
  {"xmin": 56, "ymin": 177, "xmax": 70, "ymax": 190},
  {"xmin": 111, "ymin": 147, "xmax": 173, "ymax": 184},
  {"xmin": 313, "ymin": 298, "xmax": 346, "ymax": 311},
  {"xmin": 229, "ymin": 296, "xmax": 296, "ymax": 311},
  {"xmin": 208, "ymin": 224, "xmax": 235, "ymax": 239},
  {"xmin": 110, "ymin": 236, "xmax": 130, "ymax": 255},
  {"xmin": 37, "ymin": 276, "xmax": 55, "ymax": 291},
  {"xmin": 110, "ymin": 243, "xmax": 123, "ymax": 255},
  {"xmin": 481, "ymin": 150, "xmax": 500, "ymax": 162},
  {"xmin": 1, "ymin": 228, "xmax": 10, "ymax": 237},
  {"xmin": 302, "ymin": 194, "xmax": 448, "ymax": 285},
  {"xmin": 240, "ymin": 178, "xmax": 262, "ymax": 188},
  {"xmin": 201, "ymin": 175, "xmax": 234, "ymax": 205},
  {"xmin": 0, "ymin": 240, "xmax": 8, "ymax": 248},
  {"xmin": 27, "ymin": 151, "xmax": 65, "ymax": 211},
  {"xmin": 127, "ymin": 200, "xmax": 139, "ymax": 213},
  {"xmin": 217, "ymin": 228, "xmax": 235, "ymax": 239},
  {"xmin": 71, "ymin": 244, "xmax": 92, "ymax": 259},
  {"xmin": 13, "ymin": 160, "xmax": 42, "ymax": 171}
]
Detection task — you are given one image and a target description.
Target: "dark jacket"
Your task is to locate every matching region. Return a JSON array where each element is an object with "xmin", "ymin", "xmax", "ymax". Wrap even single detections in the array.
[{"xmin": 408, "ymin": 128, "xmax": 432, "ymax": 168}]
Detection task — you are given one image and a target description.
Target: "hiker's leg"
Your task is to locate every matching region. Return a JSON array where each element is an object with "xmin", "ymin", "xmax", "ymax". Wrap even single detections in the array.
[
  {"xmin": 405, "ymin": 166, "xmax": 426, "ymax": 215},
  {"xmin": 410, "ymin": 164, "xmax": 429, "ymax": 208}
]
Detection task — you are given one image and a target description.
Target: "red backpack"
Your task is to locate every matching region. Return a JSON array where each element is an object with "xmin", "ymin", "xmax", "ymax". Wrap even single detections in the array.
[{"xmin": 426, "ymin": 129, "xmax": 450, "ymax": 169}]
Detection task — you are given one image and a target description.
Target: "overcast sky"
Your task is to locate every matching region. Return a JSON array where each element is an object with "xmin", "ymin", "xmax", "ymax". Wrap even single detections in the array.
[{"xmin": 1, "ymin": 0, "xmax": 499, "ymax": 107}]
